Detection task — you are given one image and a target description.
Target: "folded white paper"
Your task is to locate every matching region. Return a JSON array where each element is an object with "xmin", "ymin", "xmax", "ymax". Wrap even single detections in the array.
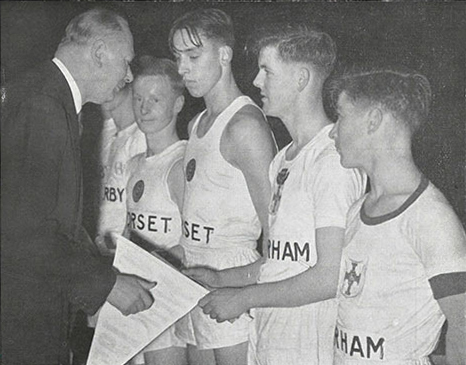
[{"xmin": 87, "ymin": 234, "xmax": 208, "ymax": 365}]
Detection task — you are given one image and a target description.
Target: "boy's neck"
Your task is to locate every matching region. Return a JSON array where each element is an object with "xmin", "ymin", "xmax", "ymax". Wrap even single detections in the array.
[{"xmin": 203, "ymin": 72, "xmax": 242, "ymax": 118}]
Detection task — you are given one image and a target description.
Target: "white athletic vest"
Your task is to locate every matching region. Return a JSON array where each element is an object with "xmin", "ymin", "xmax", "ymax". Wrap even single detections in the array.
[
  {"xmin": 181, "ymin": 96, "xmax": 261, "ymax": 249},
  {"xmin": 126, "ymin": 140, "xmax": 187, "ymax": 250},
  {"xmin": 335, "ymin": 179, "xmax": 466, "ymax": 363},
  {"xmin": 97, "ymin": 118, "xmax": 146, "ymax": 237},
  {"xmin": 260, "ymin": 125, "xmax": 366, "ymax": 283}
]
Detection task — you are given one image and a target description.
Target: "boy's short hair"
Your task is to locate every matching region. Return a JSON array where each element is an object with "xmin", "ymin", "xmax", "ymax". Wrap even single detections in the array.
[
  {"xmin": 169, "ymin": 8, "xmax": 235, "ymax": 53},
  {"xmin": 330, "ymin": 68, "xmax": 432, "ymax": 133},
  {"xmin": 249, "ymin": 23, "xmax": 336, "ymax": 78},
  {"xmin": 133, "ymin": 56, "xmax": 185, "ymax": 97}
]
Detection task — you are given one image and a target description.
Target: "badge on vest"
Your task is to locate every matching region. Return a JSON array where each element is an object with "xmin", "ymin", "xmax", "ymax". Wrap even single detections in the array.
[
  {"xmin": 341, "ymin": 257, "xmax": 367, "ymax": 298},
  {"xmin": 132, "ymin": 180, "xmax": 145, "ymax": 203},
  {"xmin": 186, "ymin": 158, "xmax": 196, "ymax": 182},
  {"xmin": 269, "ymin": 168, "xmax": 289, "ymax": 215}
]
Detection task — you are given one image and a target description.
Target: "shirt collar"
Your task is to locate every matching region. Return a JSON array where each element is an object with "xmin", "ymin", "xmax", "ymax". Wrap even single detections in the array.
[{"xmin": 52, "ymin": 57, "xmax": 82, "ymax": 114}]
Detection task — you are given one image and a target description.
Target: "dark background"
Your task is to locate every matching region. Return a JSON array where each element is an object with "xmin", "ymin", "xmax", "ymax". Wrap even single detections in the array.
[{"xmin": 2, "ymin": 1, "xmax": 465, "ymax": 234}]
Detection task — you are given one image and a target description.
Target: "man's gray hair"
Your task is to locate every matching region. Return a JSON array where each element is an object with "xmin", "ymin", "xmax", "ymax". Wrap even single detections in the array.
[{"xmin": 58, "ymin": 8, "xmax": 128, "ymax": 48}]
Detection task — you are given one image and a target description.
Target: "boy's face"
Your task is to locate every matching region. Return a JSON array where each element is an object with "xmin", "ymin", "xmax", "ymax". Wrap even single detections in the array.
[
  {"xmin": 172, "ymin": 29, "xmax": 222, "ymax": 98},
  {"xmin": 132, "ymin": 75, "xmax": 181, "ymax": 135},
  {"xmin": 253, "ymin": 46, "xmax": 298, "ymax": 119},
  {"xmin": 329, "ymin": 92, "xmax": 368, "ymax": 168}
]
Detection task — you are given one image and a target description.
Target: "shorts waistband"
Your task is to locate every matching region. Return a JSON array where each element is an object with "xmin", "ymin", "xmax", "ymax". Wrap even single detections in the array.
[{"xmin": 180, "ymin": 241, "xmax": 257, "ymax": 252}]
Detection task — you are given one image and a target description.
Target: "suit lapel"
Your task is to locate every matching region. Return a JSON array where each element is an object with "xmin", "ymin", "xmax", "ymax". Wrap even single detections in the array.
[{"xmin": 47, "ymin": 61, "xmax": 84, "ymax": 239}]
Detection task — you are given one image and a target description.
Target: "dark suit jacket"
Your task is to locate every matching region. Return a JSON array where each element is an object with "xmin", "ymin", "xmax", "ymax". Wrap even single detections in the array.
[{"xmin": 1, "ymin": 61, "xmax": 116, "ymax": 365}]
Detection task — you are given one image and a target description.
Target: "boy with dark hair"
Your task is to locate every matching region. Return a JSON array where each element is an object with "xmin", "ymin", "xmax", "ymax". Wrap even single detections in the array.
[
  {"xmin": 329, "ymin": 68, "xmax": 466, "ymax": 364},
  {"xmin": 169, "ymin": 8, "xmax": 277, "ymax": 365}
]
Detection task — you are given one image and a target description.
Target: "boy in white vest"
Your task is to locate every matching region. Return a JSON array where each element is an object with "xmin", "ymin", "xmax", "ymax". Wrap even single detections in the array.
[
  {"xmin": 329, "ymin": 68, "xmax": 466, "ymax": 364},
  {"xmin": 169, "ymin": 8, "xmax": 276, "ymax": 365},
  {"xmin": 189, "ymin": 24, "xmax": 366, "ymax": 365},
  {"xmin": 95, "ymin": 84, "xmax": 146, "ymax": 256},
  {"xmin": 126, "ymin": 56, "xmax": 187, "ymax": 365}
]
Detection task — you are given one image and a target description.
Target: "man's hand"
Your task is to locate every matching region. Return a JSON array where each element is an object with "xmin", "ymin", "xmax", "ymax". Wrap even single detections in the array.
[
  {"xmin": 183, "ymin": 267, "xmax": 221, "ymax": 289},
  {"xmin": 107, "ymin": 274, "xmax": 157, "ymax": 316},
  {"xmin": 95, "ymin": 234, "xmax": 116, "ymax": 257},
  {"xmin": 198, "ymin": 288, "xmax": 249, "ymax": 322}
]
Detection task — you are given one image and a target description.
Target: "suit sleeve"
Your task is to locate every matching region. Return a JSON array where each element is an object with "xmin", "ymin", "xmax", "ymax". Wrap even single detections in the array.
[{"xmin": 2, "ymin": 94, "xmax": 116, "ymax": 314}]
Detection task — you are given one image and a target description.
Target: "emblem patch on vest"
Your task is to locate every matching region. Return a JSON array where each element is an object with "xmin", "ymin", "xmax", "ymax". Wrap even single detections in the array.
[
  {"xmin": 341, "ymin": 258, "xmax": 367, "ymax": 298},
  {"xmin": 269, "ymin": 168, "xmax": 289, "ymax": 214},
  {"xmin": 132, "ymin": 180, "xmax": 145, "ymax": 203},
  {"xmin": 186, "ymin": 158, "xmax": 196, "ymax": 182}
]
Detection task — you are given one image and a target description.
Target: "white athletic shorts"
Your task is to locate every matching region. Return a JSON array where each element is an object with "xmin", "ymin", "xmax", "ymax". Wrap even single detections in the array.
[
  {"xmin": 175, "ymin": 244, "xmax": 259, "ymax": 349},
  {"xmin": 129, "ymin": 323, "xmax": 186, "ymax": 365},
  {"xmin": 248, "ymin": 299, "xmax": 337, "ymax": 365}
]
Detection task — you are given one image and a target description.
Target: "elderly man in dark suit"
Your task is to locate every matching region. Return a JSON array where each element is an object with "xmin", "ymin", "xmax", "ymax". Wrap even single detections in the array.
[{"xmin": 1, "ymin": 8, "xmax": 156, "ymax": 365}]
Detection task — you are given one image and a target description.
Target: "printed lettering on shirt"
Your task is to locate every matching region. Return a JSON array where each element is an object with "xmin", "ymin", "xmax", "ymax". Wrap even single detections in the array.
[
  {"xmin": 103, "ymin": 186, "xmax": 125, "ymax": 202},
  {"xmin": 267, "ymin": 239, "xmax": 311, "ymax": 262},
  {"xmin": 183, "ymin": 220, "xmax": 214, "ymax": 244},
  {"xmin": 334, "ymin": 326, "xmax": 385, "ymax": 360},
  {"xmin": 269, "ymin": 168, "xmax": 290, "ymax": 215},
  {"xmin": 127, "ymin": 211, "xmax": 173, "ymax": 233},
  {"xmin": 341, "ymin": 257, "xmax": 367, "ymax": 298},
  {"xmin": 101, "ymin": 161, "xmax": 126, "ymax": 180},
  {"xmin": 114, "ymin": 161, "xmax": 125, "ymax": 176}
]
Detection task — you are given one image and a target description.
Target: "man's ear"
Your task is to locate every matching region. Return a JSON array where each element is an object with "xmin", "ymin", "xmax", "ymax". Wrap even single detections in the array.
[
  {"xmin": 91, "ymin": 39, "xmax": 106, "ymax": 68},
  {"xmin": 219, "ymin": 45, "xmax": 233, "ymax": 66},
  {"xmin": 367, "ymin": 107, "xmax": 383, "ymax": 134},
  {"xmin": 297, "ymin": 67, "xmax": 311, "ymax": 92}
]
